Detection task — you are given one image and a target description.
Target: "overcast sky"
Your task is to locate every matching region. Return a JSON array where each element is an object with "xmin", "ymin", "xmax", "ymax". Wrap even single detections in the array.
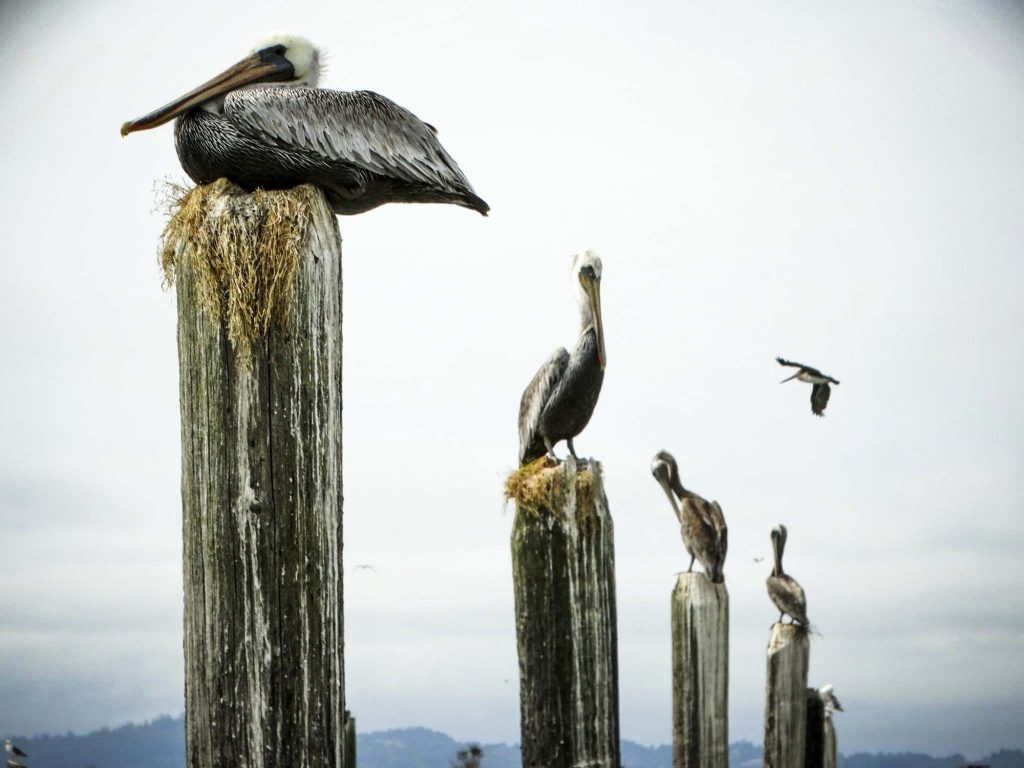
[{"xmin": 1, "ymin": 0, "xmax": 1023, "ymax": 758}]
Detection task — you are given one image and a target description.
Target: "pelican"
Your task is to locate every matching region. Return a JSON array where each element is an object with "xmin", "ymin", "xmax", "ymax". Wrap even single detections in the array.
[
  {"xmin": 651, "ymin": 451, "xmax": 728, "ymax": 582},
  {"xmin": 121, "ymin": 34, "xmax": 488, "ymax": 216},
  {"xmin": 3, "ymin": 742, "xmax": 26, "ymax": 760},
  {"xmin": 819, "ymin": 684, "xmax": 844, "ymax": 715},
  {"xmin": 776, "ymin": 357, "xmax": 840, "ymax": 416},
  {"xmin": 766, "ymin": 524, "xmax": 813, "ymax": 629},
  {"xmin": 518, "ymin": 251, "xmax": 605, "ymax": 464}
]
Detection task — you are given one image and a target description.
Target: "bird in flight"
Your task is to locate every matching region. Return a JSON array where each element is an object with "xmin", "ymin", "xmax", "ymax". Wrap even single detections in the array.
[{"xmin": 776, "ymin": 357, "xmax": 840, "ymax": 416}]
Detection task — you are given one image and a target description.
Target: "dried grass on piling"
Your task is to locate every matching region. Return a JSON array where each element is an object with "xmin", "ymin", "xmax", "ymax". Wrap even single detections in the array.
[
  {"xmin": 505, "ymin": 457, "xmax": 598, "ymax": 518},
  {"xmin": 159, "ymin": 179, "xmax": 323, "ymax": 358}
]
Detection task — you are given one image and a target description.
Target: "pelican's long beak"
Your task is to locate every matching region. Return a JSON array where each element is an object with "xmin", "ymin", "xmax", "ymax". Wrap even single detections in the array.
[
  {"xmin": 582, "ymin": 274, "xmax": 605, "ymax": 369},
  {"xmin": 120, "ymin": 50, "xmax": 294, "ymax": 137},
  {"xmin": 654, "ymin": 473, "xmax": 681, "ymax": 519},
  {"xmin": 780, "ymin": 372, "xmax": 800, "ymax": 383}
]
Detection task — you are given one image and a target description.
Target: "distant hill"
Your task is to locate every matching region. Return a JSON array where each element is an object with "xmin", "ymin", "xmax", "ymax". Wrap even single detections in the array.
[{"xmin": 7, "ymin": 715, "xmax": 1023, "ymax": 768}]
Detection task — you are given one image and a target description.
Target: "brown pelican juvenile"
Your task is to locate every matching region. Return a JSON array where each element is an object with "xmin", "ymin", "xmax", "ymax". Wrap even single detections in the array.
[
  {"xmin": 121, "ymin": 34, "xmax": 488, "ymax": 215},
  {"xmin": 518, "ymin": 251, "xmax": 605, "ymax": 464},
  {"xmin": 651, "ymin": 451, "xmax": 728, "ymax": 582},
  {"xmin": 766, "ymin": 524, "xmax": 813, "ymax": 629},
  {"xmin": 819, "ymin": 684, "xmax": 844, "ymax": 715},
  {"xmin": 776, "ymin": 357, "xmax": 840, "ymax": 416},
  {"xmin": 3, "ymin": 742, "xmax": 26, "ymax": 760}
]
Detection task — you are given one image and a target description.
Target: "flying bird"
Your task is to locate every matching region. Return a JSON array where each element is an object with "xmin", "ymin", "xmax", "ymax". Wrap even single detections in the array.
[
  {"xmin": 651, "ymin": 450, "xmax": 728, "ymax": 583},
  {"xmin": 518, "ymin": 252, "xmax": 606, "ymax": 464},
  {"xmin": 121, "ymin": 33, "xmax": 488, "ymax": 216},
  {"xmin": 4, "ymin": 742, "xmax": 26, "ymax": 760},
  {"xmin": 819, "ymin": 684, "xmax": 844, "ymax": 715},
  {"xmin": 776, "ymin": 357, "xmax": 840, "ymax": 416},
  {"xmin": 765, "ymin": 524, "xmax": 814, "ymax": 630}
]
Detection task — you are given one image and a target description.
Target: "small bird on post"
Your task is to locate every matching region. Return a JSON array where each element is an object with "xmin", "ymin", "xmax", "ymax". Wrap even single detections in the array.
[
  {"xmin": 518, "ymin": 251, "xmax": 606, "ymax": 464},
  {"xmin": 766, "ymin": 524, "xmax": 815, "ymax": 631},
  {"xmin": 819, "ymin": 684, "xmax": 844, "ymax": 716},
  {"xmin": 4, "ymin": 741, "xmax": 27, "ymax": 760},
  {"xmin": 651, "ymin": 450, "xmax": 728, "ymax": 582},
  {"xmin": 121, "ymin": 33, "xmax": 488, "ymax": 216},
  {"xmin": 776, "ymin": 357, "xmax": 840, "ymax": 416}
]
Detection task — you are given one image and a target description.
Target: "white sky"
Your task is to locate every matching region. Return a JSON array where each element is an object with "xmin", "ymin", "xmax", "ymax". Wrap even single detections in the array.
[{"xmin": 1, "ymin": 0, "xmax": 1023, "ymax": 757}]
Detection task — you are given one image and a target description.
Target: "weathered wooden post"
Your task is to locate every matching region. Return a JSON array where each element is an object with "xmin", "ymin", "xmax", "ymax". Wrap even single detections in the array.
[
  {"xmin": 822, "ymin": 716, "xmax": 837, "ymax": 768},
  {"xmin": 507, "ymin": 457, "xmax": 621, "ymax": 768},
  {"xmin": 164, "ymin": 179, "xmax": 347, "ymax": 768},
  {"xmin": 763, "ymin": 624, "xmax": 810, "ymax": 768},
  {"xmin": 344, "ymin": 711, "xmax": 356, "ymax": 768},
  {"xmin": 804, "ymin": 688, "xmax": 824, "ymax": 768},
  {"xmin": 671, "ymin": 572, "xmax": 728, "ymax": 768}
]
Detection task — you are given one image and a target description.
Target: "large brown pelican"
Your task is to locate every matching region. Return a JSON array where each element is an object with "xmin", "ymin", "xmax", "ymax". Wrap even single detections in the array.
[
  {"xmin": 121, "ymin": 33, "xmax": 488, "ymax": 216},
  {"xmin": 818, "ymin": 684, "xmax": 844, "ymax": 716},
  {"xmin": 776, "ymin": 357, "xmax": 840, "ymax": 416},
  {"xmin": 766, "ymin": 524, "xmax": 813, "ymax": 629},
  {"xmin": 651, "ymin": 451, "xmax": 728, "ymax": 582},
  {"xmin": 518, "ymin": 251, "xmax": 605, "ymax": 464}
]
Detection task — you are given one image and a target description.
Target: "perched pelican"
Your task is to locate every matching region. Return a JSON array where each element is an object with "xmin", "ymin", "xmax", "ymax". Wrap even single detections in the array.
[
  {"xmin": 819, "ymin": 684, "xmax": 844, "ymax": 715},
  {"xmin": 651, "ymin": 451, "xmax": 728, "ymax": 583},
  {"xmin": 776, "ymin": 357, "xmax": 840, "ymax": 416},
  {"xmin": 121, "ymin": 34, "xmax": 488, "ymax": 216},
  {"xmin": 518, "ymin": 252, "xmax": 606, "ymax": 464},
  {"xmin": 766, "ymin": 524, "xmax": 813, "ymax": 629},
  {"xmin": 3, "ymin": 742, "xmax": 26, "ymax": 760}
]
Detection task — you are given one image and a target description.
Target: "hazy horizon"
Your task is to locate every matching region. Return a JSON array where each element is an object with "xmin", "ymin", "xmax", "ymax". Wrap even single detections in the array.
[{"xmin": 1, "ymin": 0, "xmax": 1022, "ymax": 758}]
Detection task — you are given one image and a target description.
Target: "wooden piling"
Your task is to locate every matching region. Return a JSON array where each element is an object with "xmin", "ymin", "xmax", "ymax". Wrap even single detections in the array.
[
  {"xmin": 822, "ymin": 717, "xmax": 837, "ymax": 768},
  {"xmin": 344, "ymin": 711, "xmax": 356, "ymax": 768},
  {"xmin": 172, "ymin": 183, "xmax": 346, "ymax": 768},
  {"xmin": 804, "ymin": 688, "xmax": 824, "ymax": 768},
  {"xmin": 509, "ymin": 457, "xmax": 621, "ymax": 768},
  {"xmin": 763, "ymin": 624, "xmax": 810, "ymax": 768},
  {"xmin": 671, "ymin": 572, "xmax": 728, "ymax": 768}
]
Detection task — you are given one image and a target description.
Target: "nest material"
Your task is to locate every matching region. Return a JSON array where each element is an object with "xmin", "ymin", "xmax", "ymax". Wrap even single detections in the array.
[
  {"xmin": 505, "ymin": 457, "xmax": 598, "ymax": 518},
  {"xmin": 159, "ymin": 179, "xmax": 324, "ymax": 357}
]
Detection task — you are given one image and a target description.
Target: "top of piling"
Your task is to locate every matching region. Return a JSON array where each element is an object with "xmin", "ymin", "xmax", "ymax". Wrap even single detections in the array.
[{"xmin": 159, "ymin": 179, "xmax": 332, "ymax": 357}]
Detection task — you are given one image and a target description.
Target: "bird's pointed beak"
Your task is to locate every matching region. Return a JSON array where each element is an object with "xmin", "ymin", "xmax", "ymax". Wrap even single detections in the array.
[
  {"xmin": 581, "ymin": 273, "xmax": 605, "ymax": 369},
  {"xmin": 120, "ymin": 50, "xmax": 294, "ymax": 137},
  {"xmin": 780, "ymin": 372, "xmax": 799, "ymax": 383},
  {"xmin": 655, "ymin": 474, "xmax": 681, "ymax": 518}
]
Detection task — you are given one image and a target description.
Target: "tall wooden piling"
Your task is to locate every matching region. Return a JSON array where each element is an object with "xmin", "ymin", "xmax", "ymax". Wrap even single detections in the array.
[
  {"xmin": 763, "ymin": 624, "xmax": 810, "ymax": 768},
  {"xmin": 822, "ymin": 717, "xmax": 837, "ymax": 768},
  {"xmin": 671, "ymin": 572, "xmax": 728, "ymax": 768},
  {"xmin": 169, "ymin": 181, "xmax": 346, "ymax": 768},
  {"xmin": 804, "ymin": 689, "xmax": 824, "ymax": 768},
  {"xmin": 509, "ymin": 457, "xmax": 621, "ymax": 768}
]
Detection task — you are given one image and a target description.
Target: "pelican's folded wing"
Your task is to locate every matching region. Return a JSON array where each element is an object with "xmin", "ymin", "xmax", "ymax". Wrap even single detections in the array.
[
  {"xmin": 225, "ymin": 87, "xmax": 478, "ymax": 194},
  {"xmin": 518, "ymin": 347, "xmax": 570, "ymax": 464}
]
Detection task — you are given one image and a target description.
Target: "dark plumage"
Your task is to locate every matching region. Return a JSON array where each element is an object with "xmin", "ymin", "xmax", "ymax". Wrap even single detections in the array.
[
  {"xmin": 122, "ymin": 34, "xmax": 487, "ymax": 216},
  {"xmin": 175, "ymin": 89, "xmax": 488, "ymax": 215},
  {"xmin": 765, "ymin": 524, "xmax": 813, "ymax": 630},
  {"xmin": 651, "ymin": 451, "xmax": 728, "ymax": 583},
  {"xmin": 518, "ymin": 252, "xmax": 606, "ymax": 464},
  {"xmin": 776, "ymin": 357, "xmax": 840, "ymax": 416}
]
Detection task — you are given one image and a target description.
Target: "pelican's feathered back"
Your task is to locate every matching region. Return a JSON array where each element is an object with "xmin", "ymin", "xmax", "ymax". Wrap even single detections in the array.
[{"xmin": 225, "ymin": 88, "xmax": 484, "ymax": 200}]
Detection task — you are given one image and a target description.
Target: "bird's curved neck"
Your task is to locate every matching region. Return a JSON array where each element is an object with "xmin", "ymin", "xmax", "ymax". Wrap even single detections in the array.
[{"xmin": 772, "ymin": 538, "xmax": 785, "ymax": 577}]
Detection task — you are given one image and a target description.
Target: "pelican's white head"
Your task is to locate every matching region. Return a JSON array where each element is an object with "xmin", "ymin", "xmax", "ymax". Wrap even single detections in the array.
[
  {"xmin": 570, "ymin": 250, "xmax": 605, "ymax": 368},
  {"xmin": 251, "ymin": 33, "xmax": 321, "ymax": 87}
]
